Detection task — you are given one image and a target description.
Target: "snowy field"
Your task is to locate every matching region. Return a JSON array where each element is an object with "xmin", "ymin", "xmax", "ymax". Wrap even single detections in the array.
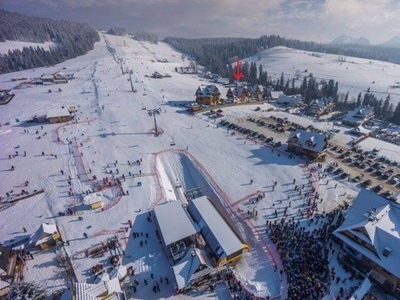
[
  {"xmin": 243, "ymin": 46, "xmax": 400, "ymax": 105},
  {"xmin": 0, "ymin": 34, "xmax": 398, "ymax": 299}
]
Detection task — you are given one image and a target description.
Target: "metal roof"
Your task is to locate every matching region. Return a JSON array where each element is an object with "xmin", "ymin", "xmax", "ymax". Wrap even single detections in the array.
[
  {"xmin": 154, "ymin": 200, "xmax": 197, "ymax": 246},
  {"xmin": 188, "ymin": 196, "xmax": 242, "ymax": 258}
]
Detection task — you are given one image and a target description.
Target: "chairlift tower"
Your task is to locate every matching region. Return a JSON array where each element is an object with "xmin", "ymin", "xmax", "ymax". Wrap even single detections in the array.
[
  {"xmin": 119, "ymin": 59, "xmax": 124, "ymax": 74},
  {"xmin": 147, "ymin": 108, "xmax": 162, "ymax": 136},
  {"xmin": 128, "ymin": 70, "xmax": 136, "ymax": 92}
]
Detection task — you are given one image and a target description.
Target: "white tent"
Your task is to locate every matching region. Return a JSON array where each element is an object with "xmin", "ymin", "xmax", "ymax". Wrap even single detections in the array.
[{"xmin": 109, "ymin": 265, "xmax": 127, "ymax": 281}]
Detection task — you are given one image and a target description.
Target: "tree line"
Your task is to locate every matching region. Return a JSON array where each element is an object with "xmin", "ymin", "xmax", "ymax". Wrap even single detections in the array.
[
  {"xmin": 0, "ymin": 9, "xmax": 99, "ymax": 74},
  {"xmin": 164, "ymin": 35, "xmax": 400, "ymax": 78},
  {"xmin": 335, "ymin": 90, "xmax": 400, "ymax": 125},
  {"xmin": 227, "ymin": 60, "xmax": 339, "ymax": 104},
  {"xmin": 249, "ymin": 62, "xmax": 400, "ymax": 126},
  {"xmin": 165, "ymin": 35, "xmax": 400, "ymax": 126},
  {"xmin": 107, "ymin": 27, "xmax": 127, "ymax": 36},
  {"xmin": 132, "ymin": 31, "xmax": 158, "ymax": 44}
]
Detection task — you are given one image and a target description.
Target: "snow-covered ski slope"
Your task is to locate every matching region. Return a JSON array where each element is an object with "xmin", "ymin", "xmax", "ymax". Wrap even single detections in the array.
[{"xmin": 0, "ymin": 34, "xmax": 396, "ymax": 299}]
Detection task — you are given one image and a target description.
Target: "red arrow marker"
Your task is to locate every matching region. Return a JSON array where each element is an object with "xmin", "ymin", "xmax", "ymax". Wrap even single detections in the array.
[{"xmin": 234, "ymin": 59, "xmax": 242, "ymax": 81}]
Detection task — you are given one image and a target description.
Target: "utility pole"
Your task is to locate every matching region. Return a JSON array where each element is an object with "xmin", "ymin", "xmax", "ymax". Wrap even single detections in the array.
[{"xmin": 147, "ymin": 108, "xmax": 161, "ymax": 136}]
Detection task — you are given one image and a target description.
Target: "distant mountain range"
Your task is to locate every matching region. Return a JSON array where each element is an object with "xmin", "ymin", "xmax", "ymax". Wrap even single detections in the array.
[
  {"xmin": 330, "ymin": 35, "xmax": 370, "ymax": 46},
  {"xmin": 380, "ymin": 37, "xmax": 400, "ymax": 49},
  {"xmin": 331, "ymin": 35, "xmax": 400, "ymax": 49}
]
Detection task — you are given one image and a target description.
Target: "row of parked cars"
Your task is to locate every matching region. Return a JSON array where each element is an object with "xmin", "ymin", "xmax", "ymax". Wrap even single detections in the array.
[
  {"xmin": 334, "ymin": 146, "xmax": 400, "ymax": 185},
  {"xmin": 328, "ymin": 145, "xmax": 400, "ymax": 200},
  {"xmin": 269, "ymin": 115, "xmax": 335, "ymax": 138},
  {"xmin": 247, "ymin": 117, "xmax": 286, "ymax": 133},
  {"xmin": 220, "ymin": 120, "xmax": 282, "ymax": 147}
]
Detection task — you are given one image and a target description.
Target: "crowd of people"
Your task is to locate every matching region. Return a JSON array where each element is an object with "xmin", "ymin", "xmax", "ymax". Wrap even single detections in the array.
[{"xmin": 268, "ymin": 209, "xmax": 345, "ymax": 299}]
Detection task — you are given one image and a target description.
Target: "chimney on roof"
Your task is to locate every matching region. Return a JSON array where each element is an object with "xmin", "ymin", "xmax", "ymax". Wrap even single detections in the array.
[{"xmin": 383, "ymin": 246, "xmax": 392, "ymax": 257}]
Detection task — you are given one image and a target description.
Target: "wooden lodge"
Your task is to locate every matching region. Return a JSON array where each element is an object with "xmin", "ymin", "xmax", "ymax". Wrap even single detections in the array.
[
  {"xmin": 287, "ymin": 130, "xmax": 327, "ymax": 160},
  {"xmin": 195, "ymin": 85, "xmax": 221, "ymax": 106}
]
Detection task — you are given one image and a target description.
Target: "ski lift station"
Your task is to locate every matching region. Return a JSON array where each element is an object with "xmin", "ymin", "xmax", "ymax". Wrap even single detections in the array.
[{"xmin": 154, "ymin": 196, "xmax": 249, "ymax": 270}]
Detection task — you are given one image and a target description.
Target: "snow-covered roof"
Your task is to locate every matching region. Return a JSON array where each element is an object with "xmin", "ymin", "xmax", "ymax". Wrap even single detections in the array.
[
  {"xmin": 75, "ymin": 282, "xmax": 107, "ymax": 300},
  {"xmin": 277, "ymin": 94, "xmax": 302, "ymax": 105},
  {"xmin": 29, "ymin": 223, "xmax": 58, "ymax": 246},
  {"xmin": 349, "ymin": 278, "xmax": 372, "ymax": 300},
  {"xmin": 188, "ymin": 196, "xmax": 243, "ymax": 259},
  {"xmin": 334, "ymin": 189, "xmax": 400, "ymax": 279},
  {"xmin": 198, "ymin": 85, "xmax": 220, "ymax": 97},
  {"xmin": 309, "ymin": 97, "xmax": 333, "ymax": 108},
  {"xmin": 105, "ymin": 276, "xmax": 122, "ymax": 293},
  {"xmin": 342, "ymin": 105, "xmax": 374, "ymax": 125},
  {"xmin": 350, "ymin": 126, "xmax": 370, "ymax": 135},
  {"xmin": 287, "ymin": 130, "xmax": 327, "ymax": 153},
  {"xmin": 172, "ymin": 248, "xmax": 214, "ymax": 289},
  {"xmin": 270, "ymin": 91, "xmax": 284, "ymax": 99},
  {"xmin": 46, "ymin": 108, "xmax": 71, "ymax": 118},
  {"xmin": 233, "ymin": 86, "xmax": 248, "ymax": 97},
  {"xmin": 154, "ymin": 200, "xmax": 197, "ymax": 246},
  {"xmin": 41, "ymin": 74, "xmax": 54, "ymax": 80},
  {"xmin": 247, "ymin": 84, "xmax": 262, "ymax": 94}
]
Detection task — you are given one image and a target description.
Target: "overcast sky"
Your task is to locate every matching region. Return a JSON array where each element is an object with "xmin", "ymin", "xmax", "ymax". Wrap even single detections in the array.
[{"xmin": 2, "ymin": 0, "xmax": 400, "ymax": 44}]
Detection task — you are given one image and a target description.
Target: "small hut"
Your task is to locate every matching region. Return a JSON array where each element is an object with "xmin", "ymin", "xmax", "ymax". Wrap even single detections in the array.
[
  {"xmin": 46, "ymin": 109, "xmax": 72, "ymax": 123},
  {"xmin": 29, "ymin": 223, "xmax": 61, "ymax": 250}
]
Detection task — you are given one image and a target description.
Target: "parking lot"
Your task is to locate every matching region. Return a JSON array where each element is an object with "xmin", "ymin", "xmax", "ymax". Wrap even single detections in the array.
[
  {"xmin": 219, "ymin": 114, "xmax": 400, "ymax": 201},
  {"xmin": 326, "ymin": 145, "xmax": 400, "ymax": 200}
]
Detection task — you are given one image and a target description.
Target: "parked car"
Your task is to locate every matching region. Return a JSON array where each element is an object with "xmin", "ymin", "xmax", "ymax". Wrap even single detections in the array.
[
  {"xmin": 326, "ymin": 166, "xmax": 335, "ymax": 173},
  {"xmin": 382, "ymin": 190, "xmax": 393, "ymax": 199},
  {"xmin": 334, "ymin": 168, "xmax": 344, "ymax": 175},
  {"xmin": 352, "ymin": 175, "xmax": 364, "ymax": 182},
  {"xmin": 362, "ymin": 179, "xmax": 372, "ymax": 187},
  {"xmin": 340, "ymin": 172, "xmax": 350, "ymax": 179},
  {"xmin": 382, "ymin": 172, "xmax": 393, "ymax": 180},
  {"xmin": 265, "ymin": 137, "xmax": 274, "ymax": 143},
  {"xmin": 373, "ymin": 184, "xmax": 383, "ymax": 193},
  {"xmin": 366, "ymin": 167, "xmax": 374, "ymax": 173},
  {"xmin": 372, "ymin": 162, "xmax": 380, "ymax": 168}
]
